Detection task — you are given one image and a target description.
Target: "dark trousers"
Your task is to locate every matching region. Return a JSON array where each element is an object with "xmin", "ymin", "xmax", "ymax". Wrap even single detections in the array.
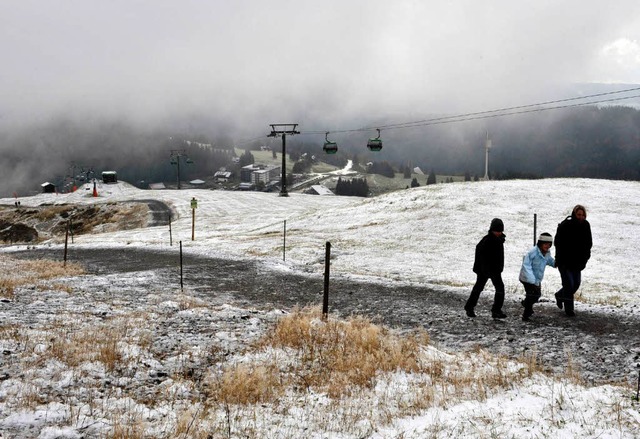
[
  {"xmin": 465, "ymin": 273, "xmax": 505, "ymax": 313},
  {"xmin": 556, "ymin": 268, "xmax": 581, "ymax": 313},
  {"xmin": 521, "ymin": 282, "xmax": 541, "ymax": 316}
]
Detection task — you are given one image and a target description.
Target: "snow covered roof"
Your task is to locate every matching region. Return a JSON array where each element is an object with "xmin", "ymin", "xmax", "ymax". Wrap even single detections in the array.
[{"xmin": 309, "ymin": 185, "xmax": 334, "ymax": 195}]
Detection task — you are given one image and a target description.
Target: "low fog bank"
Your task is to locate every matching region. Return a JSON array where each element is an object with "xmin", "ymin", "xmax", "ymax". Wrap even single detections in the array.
[
  {"xmin": 0, "ymin": 113, "xmax": 240, "ymax": 197},
  {"xmin": 2, "ymin": 83, "xmax": 640, "ymax": 197}
]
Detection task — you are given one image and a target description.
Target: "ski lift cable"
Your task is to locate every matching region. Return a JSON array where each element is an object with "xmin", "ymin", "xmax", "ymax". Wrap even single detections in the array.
[
  {"xmin": 300, "ymin": 86, "xmax": 640, "ymax": 135},
  {"xmin": 385, "ymin": 93, "xmax": 640, "ymax": 130},
  {"xmin": 235, "ymin": 86, "xmax": 640, "ymax": 144},
  {"xmin": 376, "ymin": 86, "xmax": 640, "ymax": 131}
]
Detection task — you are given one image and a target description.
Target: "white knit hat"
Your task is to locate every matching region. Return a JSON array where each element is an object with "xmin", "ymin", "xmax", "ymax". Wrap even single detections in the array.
[{"xmin": 538, "ymin": 232, "xmax": 553, "ymax": 243}]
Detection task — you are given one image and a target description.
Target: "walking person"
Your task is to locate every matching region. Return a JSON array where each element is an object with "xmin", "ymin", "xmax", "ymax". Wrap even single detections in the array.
[
  {"xmin": 464, "ymin": 218, "xmax": 507, "ymax": 319},
  {"xmin": 519, "ymin": 233, "xmax": 556, "ymax": 321},
  {"xmin": 554, "ymin": 205, "xmax": 592, "ymax": 317}
]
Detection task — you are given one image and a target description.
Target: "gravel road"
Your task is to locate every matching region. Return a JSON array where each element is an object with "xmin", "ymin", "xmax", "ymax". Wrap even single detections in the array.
[{"xmin": 12, "ymin": 247, "xmax": 640, "ymax": 387}]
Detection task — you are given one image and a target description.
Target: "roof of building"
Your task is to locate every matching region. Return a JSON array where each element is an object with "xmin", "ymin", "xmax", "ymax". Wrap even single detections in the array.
[{"xmin": 309, "ymin": 185, "xmax": 334, "ymax": 196}]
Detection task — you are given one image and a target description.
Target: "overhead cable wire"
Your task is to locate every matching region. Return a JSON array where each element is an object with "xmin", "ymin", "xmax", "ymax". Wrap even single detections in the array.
[
  {"xmin": 300, "ymin": 86, "xmax": 640, "ymax": 135},
  {"xmin": 380, "ymin": 93, "xmax": 640, "ymax": 130}
]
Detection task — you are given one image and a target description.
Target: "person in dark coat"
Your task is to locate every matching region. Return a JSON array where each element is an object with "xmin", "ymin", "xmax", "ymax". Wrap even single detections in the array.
[
  {"xmin": 554, "ymin": 205, "xmax": 592, "ymax": 317},
  {"xmin": 464, "ymin": 218, "xmax": 507, "ymax": 319}
]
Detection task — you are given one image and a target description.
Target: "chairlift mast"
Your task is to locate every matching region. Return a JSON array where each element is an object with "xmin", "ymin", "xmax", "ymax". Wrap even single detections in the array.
[
  {"xmin": 170, "ymin": 149, "xmax": 193, "ymax": 189},
  {"xmin": 268, "ymin": 124, "xmax": 299, "ymax": 197}
]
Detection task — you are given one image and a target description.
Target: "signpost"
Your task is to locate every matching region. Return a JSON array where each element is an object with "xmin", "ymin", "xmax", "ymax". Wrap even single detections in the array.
[{"xmin": 190, "ymin": 197, "xmax": 197, "ymax": 241}]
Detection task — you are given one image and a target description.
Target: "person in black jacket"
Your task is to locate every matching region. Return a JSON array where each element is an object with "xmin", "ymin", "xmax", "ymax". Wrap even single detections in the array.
[
  {"xmin": 554, "ymin": 205, "xmax": 592, "ymax": 317},
  {"xmin": 464, "ymin": 218, "xmax": 507, "ymax": 319}
]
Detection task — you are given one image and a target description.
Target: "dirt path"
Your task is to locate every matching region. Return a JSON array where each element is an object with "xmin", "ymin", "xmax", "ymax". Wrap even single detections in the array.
[{"xmin": 11, "ymin": 247, "xmax": 640, "ymax": 387}]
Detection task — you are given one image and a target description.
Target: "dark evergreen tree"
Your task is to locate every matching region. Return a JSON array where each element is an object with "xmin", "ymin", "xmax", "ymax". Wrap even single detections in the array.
[
  {"xmin": 335, "ymin": 177, "xmax": 369, "ymax": 197},
  {"xmin": 411, "ymin": 177, "xmax": 420, "ymax": 187},
  {"xmin": 292, "ymin": 160, "xmax": 309, "ymax": 173},
  {"xmin": 427, "ymin": 170, "xmax": 437, "ymax": 185},
  {"xmin": 239, "ymin": 150, "xmax": 255, "ymax": 167},
  {"xmin": 368, "ymin": 161, "xmax": 395, "ymax": 178}
]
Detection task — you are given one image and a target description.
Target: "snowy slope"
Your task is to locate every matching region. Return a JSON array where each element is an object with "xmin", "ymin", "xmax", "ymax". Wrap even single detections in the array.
[{"xmin": 4, "ymin": 178, "xmax": 638, "ymax": 306}]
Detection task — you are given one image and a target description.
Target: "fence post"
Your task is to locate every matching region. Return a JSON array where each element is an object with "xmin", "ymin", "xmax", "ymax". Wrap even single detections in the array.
[
  {"xmin": 179, "ymin": 240, "xmax": 184, "ymax": 291},
  {"xmin": 63, "ymin": 220, "xmax": 70, "ymax": 267},
  {"xmin": 283, "ymin": 220, "xmax": 287, "ymax": 262},
  {"xmin": 169, "ymin": 218, "xmax": 173, "ymax": 246},
  {"xmin": 533, "ymin": 213, "xmax": 537, "ymax": 246},
  {"xmin": 636, "ymin": 364, "xmax": 640, "ymax": 401},
  {"xmin": 322, "ymin": 241, "xmax": 331, "ymax": 320},
  {"xmin": 191, "ymin": 197, "xmax": 198, "ymax": 241}
]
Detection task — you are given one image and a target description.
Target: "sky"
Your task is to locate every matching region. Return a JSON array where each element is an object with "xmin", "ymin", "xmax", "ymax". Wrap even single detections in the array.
[
  {"xmin": 2, "ymin": 1, "xmax": 640, "ymax": 135},
  {"xmin": 1, "ymin": 177, "xmax": 639, "ymax": 437}
]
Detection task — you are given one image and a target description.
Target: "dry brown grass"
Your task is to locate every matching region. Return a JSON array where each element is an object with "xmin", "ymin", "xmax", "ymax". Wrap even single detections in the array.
[
  {"xmin": 517, "ymin": 347, "xmax": 546, "ymax": 377},
  {"xmin": 564, "ymin": 349, "xmax": 582, "ymax": 384},
  {"xmin": 204, "ymin": 307, "xmax": 432, "ymax": 405},
  {"xmin": 32, "ymin": 205, "xmax": 73, "ymax": 221},
  {"xmin": 106, "ymin": 416, "xmax": 145, "ymax": 439},
  {"xmin": 196, "ymin": 307, "xmax": 561, "ymax": 438},
  {"xmin": 203, "ymin": 306, "xmax": 548, "ymax": 420},
  {"xmin": 212, "ymin": 364, "xmax": 283, "ymax": 405},
  {"xmin": 47, "ymin": 321, "xmax": 126, "ymax": 371},
  {"xmin": 0, "ymin": 254, "xmax": 84, "ymax": 299},
  {"xmin": 261, "ymin": 307, "xmax": 430, "ymax": 396}
]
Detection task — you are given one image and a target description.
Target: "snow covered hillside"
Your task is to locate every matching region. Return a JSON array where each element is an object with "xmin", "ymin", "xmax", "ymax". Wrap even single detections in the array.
[
  {"xmin": 4, "ymin": 178, "xmax": 639, "ymax": 307},
  {"xmin": 1, "ymin": 178, "xmax": 640, "ymax": 439}
]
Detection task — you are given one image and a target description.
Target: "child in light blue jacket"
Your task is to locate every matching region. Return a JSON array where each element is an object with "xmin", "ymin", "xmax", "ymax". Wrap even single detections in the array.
[{"xmin": 520, "ymin": 232, "xmax": 556, "ymax": 321}]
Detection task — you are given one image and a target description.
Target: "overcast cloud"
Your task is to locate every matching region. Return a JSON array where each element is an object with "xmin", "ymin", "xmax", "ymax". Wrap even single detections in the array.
[{"xmin": 1, "ymin": 0, "xmax": 640, "ymax": 137}]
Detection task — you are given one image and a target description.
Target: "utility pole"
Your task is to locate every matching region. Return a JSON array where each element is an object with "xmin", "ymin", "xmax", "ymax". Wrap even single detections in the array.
[
  {"xmin": 268, "ymin": 124, "xmax": 299, "ymax": 197},
  {"xmin": 483, "ymin": 131, "xmax": 492, "ymax": 180}
]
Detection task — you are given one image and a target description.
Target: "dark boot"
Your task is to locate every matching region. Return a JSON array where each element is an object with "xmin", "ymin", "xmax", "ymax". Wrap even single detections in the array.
[
  {"xmin": 521, "ymin": 296, "xmax": 535, "ymax": 321},
  {"xmin": 465, "ymin": 290, "xmax": 480, "ymax": 318},
  {"xmin": 564, "ymin": 299, "xmax": 575, "ymax": 317},
  {"xmin": 554, "ymin": 292, "xmax": 563, "ymax": 309},
  {"xmin": 491, "ymin": 310, "xmax": 507, "ymax": 319}
]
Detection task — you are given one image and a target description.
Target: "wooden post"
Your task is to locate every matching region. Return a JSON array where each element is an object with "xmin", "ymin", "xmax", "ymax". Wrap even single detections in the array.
[
  {"xmin": 636, "ymin": 365, "xmax": 640, "ymax": 401},
  {"xmin": 322, "ymin": 242, "xmax": 331, "ymax": 320},
  {"xmin": 169, "ymin": 218, "xmax": 173, "ymax": 246},
  {"xmin": 283, "ymin": 220, "xmax": 287, "ymax": 262},
  {"xmin": 190, "ymin": 197, "xmax": 198, "ymax": 241},
  {"xmin": 533, "ymin": 213, "xmax": 537, "ymax": 246},
  {"xmin": 180, "ymin": 240, "xmax": 184, "ymax": 291},
  {"xmin": 63, "ymin": 221, "xmax": 69, "ymax": 267}
]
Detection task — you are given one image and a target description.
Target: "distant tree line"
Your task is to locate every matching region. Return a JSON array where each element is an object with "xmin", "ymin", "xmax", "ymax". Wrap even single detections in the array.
[
  {"xmin": 4, "ymin": 104, "xmax": 640, "ymax": 197},
  {"xmin": 284, "ymin": 105, "xmax": 640, "ymax": 183},
  {"xmin": 335, "ymin": 177, "xmax": 369, "ymax": 197},
  {"xmin": 406, "ymin": 105, "xmax": 640, "ymax": 181},
  {"xmin": 367, "ymin": 161, "xmax": 395, "ymax": 178}
]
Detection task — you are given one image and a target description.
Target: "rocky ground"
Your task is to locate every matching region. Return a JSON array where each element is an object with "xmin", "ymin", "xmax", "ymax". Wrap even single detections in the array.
[
  {"xmin": 0, "ymin": 200, "xmax": 172, "ymax": 243},
  {"xmin": 9, "ymin": 247, "xmax": 640, "ymax": 388}
]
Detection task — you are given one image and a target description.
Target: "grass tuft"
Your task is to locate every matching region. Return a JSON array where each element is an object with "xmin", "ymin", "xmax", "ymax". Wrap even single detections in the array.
[{"xmin": 0, "ymin": 254, "xmax": 84, "ymax": 299}]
